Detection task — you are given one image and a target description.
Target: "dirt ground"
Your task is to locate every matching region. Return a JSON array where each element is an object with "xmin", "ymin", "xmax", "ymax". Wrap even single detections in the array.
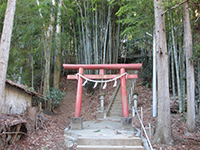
[
  {"xmin": 6, "ymin": 74, "xmax": 200, "ymax": 150},
  {"xmin": 133, "ymin": 77, "xmax": 200, "ymax": 150}
]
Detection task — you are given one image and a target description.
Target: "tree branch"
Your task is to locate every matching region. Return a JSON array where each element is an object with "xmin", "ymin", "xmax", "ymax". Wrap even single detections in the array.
[
  {"xmin": 195, "ymin": 14, "xmax": 200, "ymax": 23},
  {"xmin": 162, "ymin": 0, "xmax": 188, "ymax": 16},
  {"xmin": 184, "ymin": 137, "xmax": 200, "ymax": 143},
  {"xmin": 0, "ymin": 132, "xmax": 27, "ymax": 135},
  {"xmin": 60, "ymin": 0, "xmax": 73, "ymax": 31}
]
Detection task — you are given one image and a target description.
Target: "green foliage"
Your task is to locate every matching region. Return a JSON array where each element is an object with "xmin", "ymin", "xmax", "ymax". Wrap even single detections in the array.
[
  {"xmin": 0, "ymin": 1, "xmax": 7, "ymax": 35},
  {"xmin": 194, "ymin": 62, "xmax": 200, "ymax": 102},
  {"xmin": 46, "ymin": 88, "xmax": 66, "ymax": 109},
  {"xmin": 140, "ymin": 80, "xmax": 152, "ymax": 88},
  {"xmin": 7, "ymin": 0, "xmax": 45, "ymax": 87},
  {"xmin": 116, "ymin": 0, "xmax": 154, "ymax": 37},
  {"xmin": 193, "ymin": 33, "xmax": 200, "ymax": 60},
  {"xmin": 142, "ymin": 58, "xmax": 153, "ymax": 86},
  {"xmin": 2, "ymin": 0, "xmax": 199, "ymax": 109}
]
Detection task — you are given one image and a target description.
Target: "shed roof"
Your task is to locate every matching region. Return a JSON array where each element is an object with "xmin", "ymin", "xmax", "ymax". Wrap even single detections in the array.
[{"xmin": 6, "ymin": 79, "xmax": 45, "ymax": 99}]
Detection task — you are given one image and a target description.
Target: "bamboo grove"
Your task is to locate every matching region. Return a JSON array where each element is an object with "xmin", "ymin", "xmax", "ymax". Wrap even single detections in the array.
[{"xmin": 0, "ymin": 0, "xmax": 199, "ymax": 115}]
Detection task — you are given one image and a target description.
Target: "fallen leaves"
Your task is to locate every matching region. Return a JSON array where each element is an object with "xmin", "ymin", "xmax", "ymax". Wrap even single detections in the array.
[{"xmin": 4, "ymin": 74, "xmax": 200, "ymax": 149}]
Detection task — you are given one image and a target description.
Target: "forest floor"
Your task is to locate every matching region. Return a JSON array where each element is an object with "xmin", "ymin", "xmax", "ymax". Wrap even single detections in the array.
[{"xmin": 7, "ymin": 72, "xmax": 200, "ymax": 150}]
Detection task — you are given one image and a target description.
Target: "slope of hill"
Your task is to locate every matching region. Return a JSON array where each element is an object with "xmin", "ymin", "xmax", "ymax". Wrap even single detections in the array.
[{"xmin": 6, "ymin": 74, "xmax": 200, "ymax": 149}]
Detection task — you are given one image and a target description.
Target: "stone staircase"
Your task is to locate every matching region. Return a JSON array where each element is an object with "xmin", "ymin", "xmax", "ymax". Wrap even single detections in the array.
[
  {"xmin": 64, "ymin": 120, "xmax": 145, "ymax": 150},
  {"xmin": 107, "ymin": 88, "xmax": 123, "ymax": 118},
  {"xmin": 76, "ymin": 136, "xmax": 144, "ymax": 150},
  {"xmin": 107, "ymin": 70, "xmax": 136, "ymax": 119}
]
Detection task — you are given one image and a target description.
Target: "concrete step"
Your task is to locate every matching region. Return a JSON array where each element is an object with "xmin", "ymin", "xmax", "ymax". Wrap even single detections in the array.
[
  {"xmin": 107, "ymin": 112, "xmax": 123, "ymax": 116},
  {"xmin": 111, "ymin": 104, "xmax": 122, "ymax": 107},
  {"xmin": 109, "ymin": 109, "xmax": 122, "ymax": 114},
  {"xmin": 76, "ymin": 145, "xmax": 144, "ymax": 150},
  {"xmin": 111, "ymin": 107, "xmax": 122, "ymax": 110},
  {"xmin": 77, "ymin": 137, "xmax": 143, "ymax": 146},
  {"xmin": 110, "ymin": 107, "xmax": 122, "ymax": 112},
  {"xmin": 112, "ymin": 101, "xmax": 122, "ymax": 105},
  {"xmin": 110, "ymin": 107, "xmax": 122, "ymax": 110},
  {"xmin": 105, "ymin": 116, "xmax": 121, "ymax": 120},
  {"xmin": 115, "ymin": 96, "xmax": 121, "ymax": 100},
  {"xmin": 109, "ymin": 109, "xmax": 122, "ymax": 112},
  {"xmin": 113, "ymin": 100, "xmax": 121, "ymax": 103}
]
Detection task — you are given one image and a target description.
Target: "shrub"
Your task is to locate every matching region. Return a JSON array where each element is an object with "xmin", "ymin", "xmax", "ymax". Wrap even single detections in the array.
[{"xmin": 46, "ymin": 88, "xmax": 66, "ymax": 110}]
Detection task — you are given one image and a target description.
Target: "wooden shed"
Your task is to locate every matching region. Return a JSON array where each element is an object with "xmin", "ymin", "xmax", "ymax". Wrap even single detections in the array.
[{"xmin": 3, "ymin": 79, "xmax": 43, "ymax": 114}]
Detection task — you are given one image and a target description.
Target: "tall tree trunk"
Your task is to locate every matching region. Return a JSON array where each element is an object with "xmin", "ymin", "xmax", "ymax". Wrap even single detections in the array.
[
  {"xmin": 183, "ymin": 1, "xmax": 196, "ymax": 132},
  {"xmin": 153, "ymin": 0, "xmax": 173, "ymax": 144},
  {"xmin": 94, "ymin": 3, "xmax": 98, "ymax": 73},
  {"xmin": 0, "ymin": 0, "xmax": 17, "ymax": 114},
  {"xmin": 85, "ymin": 0, "xmax": 92, "ymax": 65},
  {"xmin": 112, "ymin": 9, "xmax": 116, "ymax": 64},
  {"xmin": 171, "ymin": 25, "xmax": 182, "ymax": 112},
  {"xmin": 95, "ymin": 3, "xmax": 98, "ymax": 64},
  {"xmin": 124, "ymin": 36, "xmax": 128, "ymax": 63},
  {"xmin": 182, "ymin": 54, "xmax": 186, "ymax": 112},
  {"xmin": 31, "ymin": 54, "xmax": 34, "ymax": 88},
  {"xmin": 77, "ymin": 10, "xmax": 83, "ymax": 64},
  {"xmin": 198, "ymin": 62, "xmax": 200, "ymax": 111},
  {"xmin": 53, "ymin": 0, "xmax": 62, "ymax": 89},
  {"xmin": 81, "ymin": 18, "xmax": 87, "ymax": 64},
  {"xmin": 43, "ymin": 35, "xmax": 51, "ymax": 96},
  {"xmin": 178, "ymin": 26, "xmax": 186, "ymax": 112},
  {"xmin": 103, "ymin": 3, "xmax": 111, "ymax": 64},
  {"xmin": 108, "ymin": 18, "xmax": 112, "ymax": 64},
  {"xmin": 92, "ymin": 0, "xmax": 95, "ymax": 66},
  {"xmin": 152, "ymin": 29, "xmax": 157, "ymax": 117},
  {"xmin": 43, "ymin": 0, "xmax": 55, "ymax": 112},
  {"xmin": 36, "ymin": 0, "xmax": 54, "ymax": 98},
  {"xmin": 73, "ymin": 21, "xmax": 78, "ymax": 64},
  {"xmin": 170, "ymin": 37, "xmax": 176, "ymax": 102},
  {"xmin": 99, "ymin": 0, "xmax": 104, "ymax": 64},
  {"xmin": 115, "ymin": 15, "xmax": 120, "ymax": 63}
]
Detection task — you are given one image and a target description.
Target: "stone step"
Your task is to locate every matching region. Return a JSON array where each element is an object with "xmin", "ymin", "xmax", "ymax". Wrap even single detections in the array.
[
  {"xmin": 109, "ymin": 112, "xmax": 122, "ymax": 116},
  {"xmin": 107, "ymin": 114, "xmax": 122, "ymax": 117},
  {"xmin": 115, "ymin": 96, "xmax": 121, "ymax": 100},
  {"xmin": 76, "ymin": 145, "xmax": 144, "ymax": 150},
  {"xmin": 107, "ymin": 112, "xmax": 123, "ymax": 116},
  {"xmin": 105, "ymin": 116, "xmax": 121, "ymax": 120},
  {"xmin": 112, "ymin": 101, "xmax": 121, "ymax": 104},
  {"xmin": 111, "ymin": 107, "xmax": 121, "ymax": 110},
  {"xmin": 113, "ymin": 100, "xmax": 122, "ymax": 104},
  {"xmin": 77, "ymin": 136, "xmax": 142, "ymax": 146},
  {"xmin": 113, "ymin": 101, "xmax": 122, "ymax": 104},
  {"xmin": 111, "ymin": 106, "xmax": 122, "ymax": 109},
  {"xmin": 110, "ymin": 107, "xmax": 122, "ymax": 110},
  {"xmin": 109, "ymin": 109, "xmax": 122, "ymax": 113},
  {"xmin": 113, "ymin": 101, "xmax": 121, "ymax": 104},
  {"xmin": 110, "ymin": 107, "xmax": 122, "ymax": 111}
]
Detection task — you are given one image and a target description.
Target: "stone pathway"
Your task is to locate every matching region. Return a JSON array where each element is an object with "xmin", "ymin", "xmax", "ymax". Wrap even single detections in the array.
[{"xmin": 64, "ymin": 120, "xmax": 144, "ymax": 150}]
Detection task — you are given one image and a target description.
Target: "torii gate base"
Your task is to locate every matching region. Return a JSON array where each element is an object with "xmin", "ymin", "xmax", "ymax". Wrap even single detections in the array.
[
  {"xmin": 71, "ymin": 117, "xmax": 83, "ymax": 130},
  {"xmin": 63, "ymin": 64, "xmax": 142, "ymax": 129}
]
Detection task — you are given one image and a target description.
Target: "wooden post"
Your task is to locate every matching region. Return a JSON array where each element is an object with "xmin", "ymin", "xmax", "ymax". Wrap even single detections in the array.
[
  {"xmin": 141, "ymin": 107, "xmax": 143, "ymax": 137},
  {"xmin": 74, "ymin": 67, "xmax": 84, "ymax": 117},
  {"xmin": 149, "ymin": 123, "xmax": 151, "ymax": 141},
  {"xmin": 120, "ymin": 68, "xmax": 129, "ymax": 117}
]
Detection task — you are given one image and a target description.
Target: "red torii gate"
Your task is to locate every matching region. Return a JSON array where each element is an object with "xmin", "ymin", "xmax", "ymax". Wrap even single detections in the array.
[{"xmin": 63, "ymin": 63, "xmax": 142, "ymax": 118}]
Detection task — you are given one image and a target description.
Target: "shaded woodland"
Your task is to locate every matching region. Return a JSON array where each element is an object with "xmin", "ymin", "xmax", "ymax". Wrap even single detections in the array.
[{"xmin": 0, "ymin": 0, "xmax": 200, "ymax": 147}]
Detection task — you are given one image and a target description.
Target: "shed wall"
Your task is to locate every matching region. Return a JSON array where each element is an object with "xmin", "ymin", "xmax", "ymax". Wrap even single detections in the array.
[{"xmin": 3, "ymin": 84, "xmax": 32, "ymax": 114}]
